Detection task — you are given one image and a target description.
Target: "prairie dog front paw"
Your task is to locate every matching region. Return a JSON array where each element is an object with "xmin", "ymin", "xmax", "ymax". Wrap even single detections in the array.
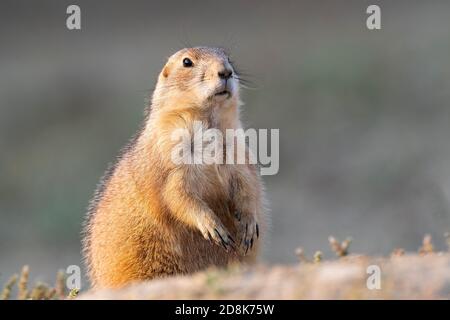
[
  {"xmin": 235, "ymin": 211, "xmax": 259, "ymax": 255},
  {"xmin": 196, "ymin": 213, "xmax": 235, "ymax": 251}
]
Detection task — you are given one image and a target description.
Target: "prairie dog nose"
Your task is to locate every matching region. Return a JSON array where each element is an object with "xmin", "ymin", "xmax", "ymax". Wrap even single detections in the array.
[{"xmin": 218, "ymin": 68, "xmax": 233, "ymax": 80}]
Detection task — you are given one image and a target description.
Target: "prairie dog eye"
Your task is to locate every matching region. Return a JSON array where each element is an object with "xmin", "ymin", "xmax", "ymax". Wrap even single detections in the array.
[{"xmin": 182, "ymin": 58, "xmax": 193, "ymax": 67}]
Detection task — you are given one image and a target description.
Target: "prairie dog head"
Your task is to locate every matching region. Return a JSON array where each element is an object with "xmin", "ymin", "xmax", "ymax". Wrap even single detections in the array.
[{"xmin": 153, "ymin": 47, "xmax": 239, "ymax": 110}]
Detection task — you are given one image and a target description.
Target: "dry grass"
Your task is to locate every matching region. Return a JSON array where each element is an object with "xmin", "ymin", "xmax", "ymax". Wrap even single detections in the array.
[
  {"xmin": 79, "ymin": 253, "xmax": 450, "ymax": 300},
  {"xmin": 3, "ymin": 233, "xmax": 450, "ymax": 300},
  {"xmin": 79, "ymin": 233, "xmax": 450, "ymax": 300},
  {"xmin": 0, "ymin": 266, "xmax": 77, "ymax": 300}
]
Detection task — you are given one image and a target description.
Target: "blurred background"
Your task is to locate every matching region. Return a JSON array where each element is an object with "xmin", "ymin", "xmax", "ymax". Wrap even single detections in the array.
[{"xmin": 1, "ymin": 0, "xmax": 450, "ymax": 287}]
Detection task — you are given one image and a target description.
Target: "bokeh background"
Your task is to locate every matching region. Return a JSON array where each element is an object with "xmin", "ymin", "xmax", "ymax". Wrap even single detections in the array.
[{"xmin": 1, "ymin": 0, "xmax": 450, "ymax": 287}]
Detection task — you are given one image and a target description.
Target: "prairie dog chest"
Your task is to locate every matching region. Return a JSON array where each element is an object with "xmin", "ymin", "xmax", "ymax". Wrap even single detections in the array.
[{"xmin": 190, "ymin": 163, "xmax": 235, "ymax": 202}]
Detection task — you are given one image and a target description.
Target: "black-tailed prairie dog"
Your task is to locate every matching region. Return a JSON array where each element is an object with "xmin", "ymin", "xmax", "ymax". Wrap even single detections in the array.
[{"xmin": 83, "ymin": 47, "xmax": 267, "ymax": 289}]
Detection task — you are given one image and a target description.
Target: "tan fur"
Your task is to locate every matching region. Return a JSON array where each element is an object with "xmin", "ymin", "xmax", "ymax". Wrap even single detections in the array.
[{"xmin": 83, "ymin": 47, "xmax": 266, "ymax": 289}]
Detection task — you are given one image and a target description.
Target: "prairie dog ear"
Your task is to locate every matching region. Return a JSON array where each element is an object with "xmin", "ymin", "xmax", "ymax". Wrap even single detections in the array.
[
  {"xmin": 161, "ymin": 59, "xmax": 173, "ymax": 78},
  {"xmin": 162, "ymin": 65, "xmax": 170, "ymax": 78}
]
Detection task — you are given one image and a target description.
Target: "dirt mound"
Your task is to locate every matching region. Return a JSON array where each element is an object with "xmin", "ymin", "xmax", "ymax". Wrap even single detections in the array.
[{"xmin": 80, "ymin": 254, "xmax": 450, "ymax": 299}]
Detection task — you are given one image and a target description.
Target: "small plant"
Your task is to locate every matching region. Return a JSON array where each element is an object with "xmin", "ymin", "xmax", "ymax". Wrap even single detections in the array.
[
  {"xmin": 18, "ymin": 265, "xmax": 30, "ymax": 300},
  {"xmin": 328, "ymin": 236, "xmax": 352, "ymax": 257},
  {"xmin": 418, "ymin": 234, "xmax": 434, "ymax": 255},
  {"xmin": 0, "ymin": 274, "xmax": 18, "ymax": 300},
  {"xmin": 295, "ymin": 247, "xmax": 324, "ymax": 264},
  {"xmin": 55, "ymin": 270, "xmax": 66, "ymax": 299},
  {"xmin": 29, "ymin": 282, "xmax": 50, "ymax": 300},
  {"xmin": 313, "ymin": 251, "xmax": 323, "ymax": 263},
  {"xmin": 68, "ymin": 288, "xmax": 79, "ymax": 299},
  {"xmin": 295, "ymin": 247, "xmax": 309, "ymax": 263},
  {"xmin": 391, "ymin": 248, "xmax": 405, "ymax": 257},
  {"xmin": 0, "ymin": 266, "xmax": 77, "ymax": 300}
]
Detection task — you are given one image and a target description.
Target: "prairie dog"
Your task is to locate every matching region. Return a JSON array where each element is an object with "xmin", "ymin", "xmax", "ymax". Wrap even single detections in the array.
[{"xmin": 83, "ymin": 47, "xmax": 266, "ymax": 289}]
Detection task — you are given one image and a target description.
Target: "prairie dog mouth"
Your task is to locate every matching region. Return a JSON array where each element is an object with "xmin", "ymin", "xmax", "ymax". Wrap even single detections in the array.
[
  {"xmin": 215, "ymin": 90, "xmax": 229, "ymax": 96},
  {"xmin": 214, "ymin": 90, "xmax": 231, "ymax": 98}
]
